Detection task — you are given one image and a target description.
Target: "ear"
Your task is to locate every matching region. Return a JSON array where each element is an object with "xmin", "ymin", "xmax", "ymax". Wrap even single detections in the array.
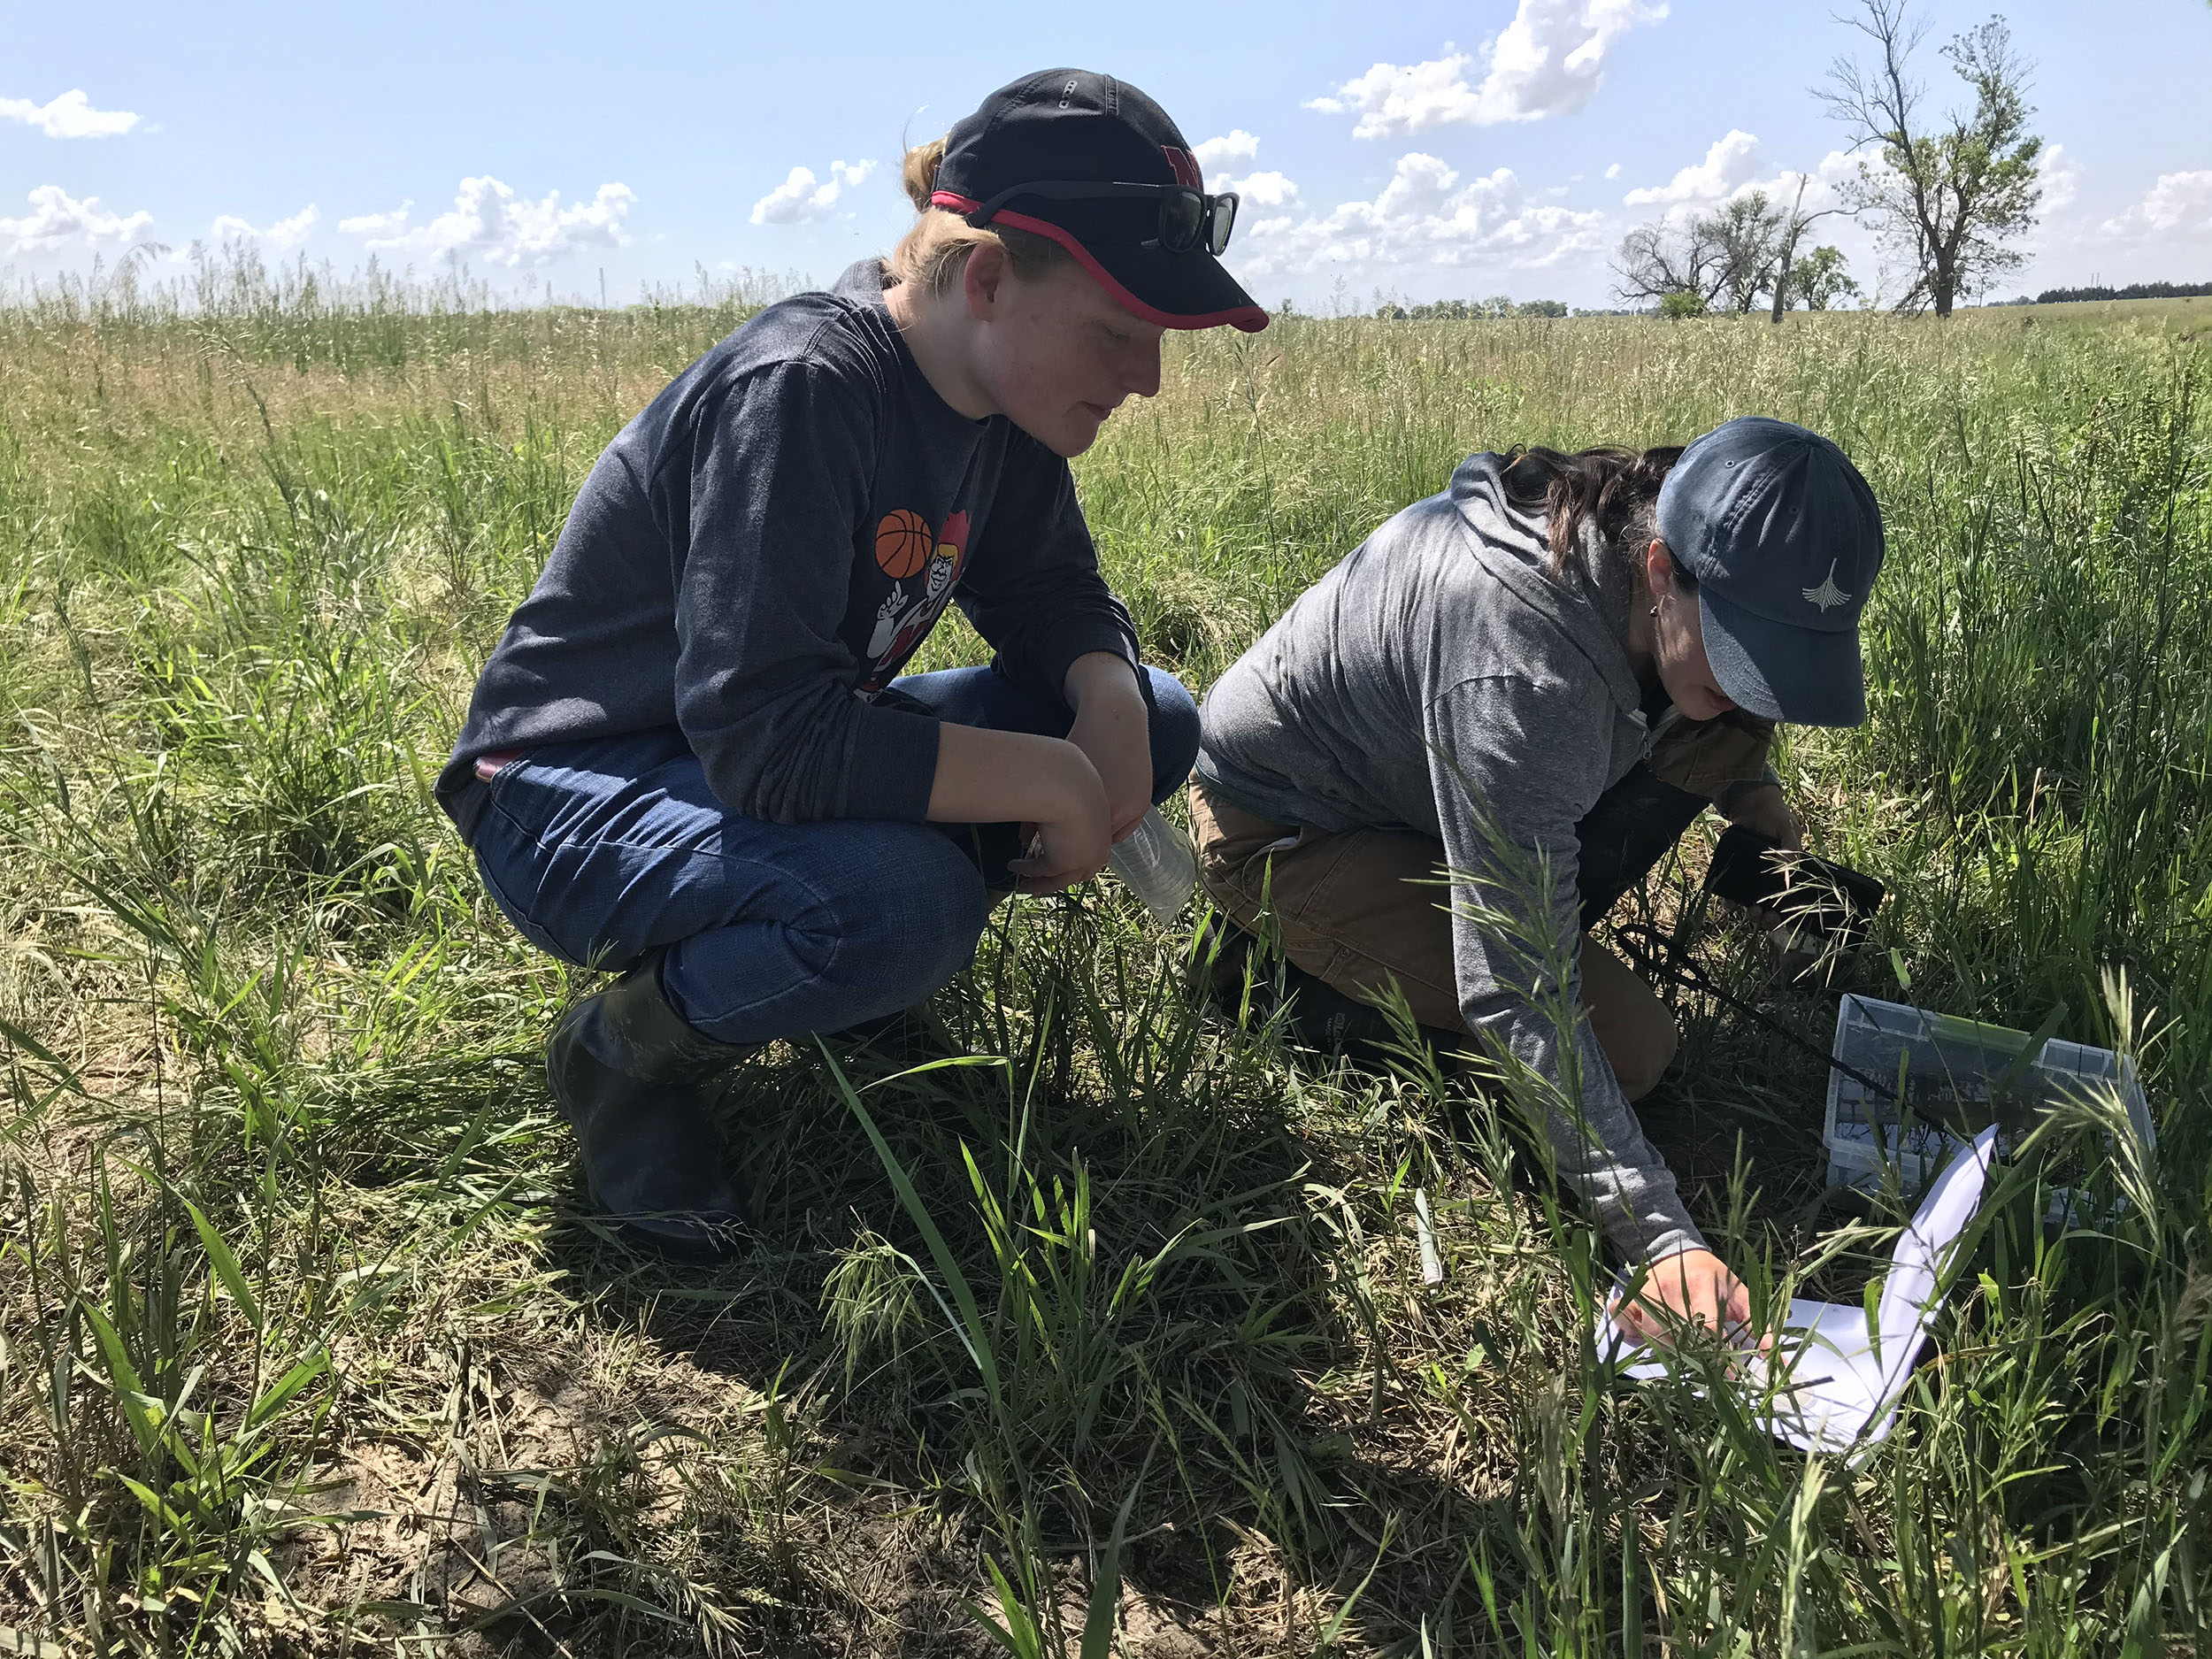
[
  {"xmin": 1645, "ymin": 538, "xmax": 1678, "ymax": 595},
  {"xmin": 962, "ymin": 241, "xmax": 1010, "ymax": 321}
]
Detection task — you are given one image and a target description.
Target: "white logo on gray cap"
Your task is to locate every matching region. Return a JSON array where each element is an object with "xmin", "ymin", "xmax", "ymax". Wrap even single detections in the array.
[{"xmin": 1802, "ymin": 560, "xmax": 1853, "ymax": 612}]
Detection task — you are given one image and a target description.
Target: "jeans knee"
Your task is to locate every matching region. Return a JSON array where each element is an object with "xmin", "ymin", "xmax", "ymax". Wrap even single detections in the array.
[
  {"xmin": 822, "ymin": 833, "xmax": 991, "ymax": 1009},
  {"xmin": 1143, "ymin": 668, "xmax": 1202, "ymax": 803}
]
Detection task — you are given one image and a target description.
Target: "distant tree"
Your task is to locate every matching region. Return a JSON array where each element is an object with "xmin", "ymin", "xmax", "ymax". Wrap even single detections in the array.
[
  {"xmin": 1821, "ymin": 0, "xmax": 2043, "ymax": 317},
  {"xmin": 2034, "ymin": 280, "xmax": 2212, "ymax": 303},
  {"xmin": 1766, "ymin": 175, "xmax": 1847, "ymax": 322},
  {"xmin": 1659, "ymin": 291, "xmax": 1709, "ymax": 320},
  {"xmin": 1710, "ymin": 191, "xmax": 1790, "ymax": 312},
  {"xmin": 1614, "ymin": 216, "xmax": 1727, "ymax": 310},
  {"xmin": 1374, "ymin": 295, "xmax": 1573, "ymax": 321},
  {"xmin": 1790, "ymin": 245, "xmax": 1863, "ymax": 310},
  {"xmin": 1617, "ymin": 193, "xmax": 1793, "ymax": 314}
]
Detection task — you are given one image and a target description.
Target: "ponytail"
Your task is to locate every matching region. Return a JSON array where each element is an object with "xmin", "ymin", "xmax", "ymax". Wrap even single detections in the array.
[
  {"xmin": 887, "ymin": 135, "xmax": 1074, "ymax": 297},
  {"xmin": 900, "ymin": 137, "xmax": 947, "ymax": 211},
  {"xmin": 1500, "ymin": 446, "xmax": 1686, "ymax": 586}
]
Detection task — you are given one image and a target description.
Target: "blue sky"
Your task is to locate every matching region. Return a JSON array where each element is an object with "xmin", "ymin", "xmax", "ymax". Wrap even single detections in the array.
[{"xmin": 6, "ymin": 0, "xmax": 2208, "ymax": 311}]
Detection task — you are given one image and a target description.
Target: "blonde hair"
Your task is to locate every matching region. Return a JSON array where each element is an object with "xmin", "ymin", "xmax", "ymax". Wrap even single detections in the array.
[{"xmin": 887, "ymin": 136, "xmax": 1073, "ymax": 296}]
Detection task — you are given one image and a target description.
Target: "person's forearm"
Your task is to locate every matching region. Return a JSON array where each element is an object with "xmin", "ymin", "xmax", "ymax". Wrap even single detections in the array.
[
  {"xmin": 926, "ymin": 722, "xmax": 1097, "ymax": 827},
  {"xmin": 1064, "ymin": 649, "xmax": 1143, "ymax": 711}
]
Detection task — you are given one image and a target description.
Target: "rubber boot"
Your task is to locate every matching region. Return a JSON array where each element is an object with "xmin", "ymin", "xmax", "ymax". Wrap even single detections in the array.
[{"xmin": 545, "ymin": 949, "xmax": 750, "ymax": 1262}]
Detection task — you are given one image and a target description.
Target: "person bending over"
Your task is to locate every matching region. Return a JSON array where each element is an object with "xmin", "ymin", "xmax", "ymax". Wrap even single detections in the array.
[
  {"xmin": 1189, "ymin": 419, "xmax": 1886, "ymax": 1341},
  {"xmin": 437, "ymin": 70, "xmax": 1268, "ymax": 1259}
]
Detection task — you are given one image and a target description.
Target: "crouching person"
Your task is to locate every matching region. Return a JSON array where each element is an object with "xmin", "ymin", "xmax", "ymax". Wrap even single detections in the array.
[
  {"xmin": 1190, "ymin": 419, "xmax": 1886, "ymax": 1341},
  {"xmin": 436, "ymin": 71, "xmax": 1269, "ymax": 1259}
]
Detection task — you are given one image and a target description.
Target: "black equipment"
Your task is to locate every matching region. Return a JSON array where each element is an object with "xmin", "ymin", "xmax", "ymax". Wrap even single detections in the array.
[{"xmin": 1705, "ymin": 825, "xmax": 1886, "ymax": 951}]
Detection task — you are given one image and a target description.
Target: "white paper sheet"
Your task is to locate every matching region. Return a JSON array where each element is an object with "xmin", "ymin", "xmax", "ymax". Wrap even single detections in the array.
[{"xmin": 1596, "ymin": 1125, "xmax": 1996, "ymax": 1455}]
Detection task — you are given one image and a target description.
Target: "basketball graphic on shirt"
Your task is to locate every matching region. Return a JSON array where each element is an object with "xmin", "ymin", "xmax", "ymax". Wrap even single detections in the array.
[{"xmin": 874, "ymin": 509, "xmax": 933, "ymax": 579}]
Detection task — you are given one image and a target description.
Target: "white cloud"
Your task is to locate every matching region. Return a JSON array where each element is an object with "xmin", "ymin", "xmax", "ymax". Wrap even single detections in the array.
[
  {"xmin": 337, "ymin": 201, "xmax": 411, "ymax": 236},
  {"xmin": 2037, "ymin": 143, "xmax": 2083, "ymax": 214},
  {"xmin": 0, "ymin": 89, "xmax": 139, "ymax": 139},
  {"xmin": 1219, "ymin": 170, "xmax": 1301, "ymax": 210},
  {"xmin": 1, "ymin": 184, "xmax": 152, "ymax": 254},
  {"xmin": 1604, "ymin": 162, "xmax": 1622, "ymax": 180},
  {"xmin": 1230, "ymin": 152, "xmax": 1608, "ymax": 280},
  {"xmin": 1192, "ymin": 130, "xmax": 1260, "ymax": 173},
  {"xmin": 1624, "ymin": 130, "xmax": 1763, "ymax": 206},
  {"xmin": 1307, "ymin": 0, "xmax": 1667, "ymax": 138},
  {"xmin": 340, "ymin": 177, "xmax": 635, "ymax": 267},
  {"xmin": 749, "ymin": 159, "xmax": 877, "ymax": 226},
  {"xmin": 209, "ymin": 205, "xmax": 319, "ymax": 249},
  {"xmin": 2099, "ymin": 169, "xmax": 2212, "ymax": 237}
]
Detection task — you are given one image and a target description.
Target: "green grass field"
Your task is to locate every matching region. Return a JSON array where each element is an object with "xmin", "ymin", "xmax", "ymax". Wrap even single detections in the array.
[{"xmin": 1, "ymin": 271, "xmax": 2208, "ymax": 1656}]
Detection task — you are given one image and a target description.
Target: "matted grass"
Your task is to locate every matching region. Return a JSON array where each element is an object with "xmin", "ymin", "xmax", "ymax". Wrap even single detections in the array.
[{"xmin": 0, "ymin": 272, "xmax": 2207, "ymax": 1655}]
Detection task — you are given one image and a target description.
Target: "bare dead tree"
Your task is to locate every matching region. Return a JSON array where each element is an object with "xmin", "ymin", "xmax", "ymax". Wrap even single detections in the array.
[
  {"xmin": 1611, "ymin": 217, "xmax": 1728, "ymax": 310},
  {"xmin": 1769, "ymin": 175, "xmax": 1847, "ymax": 322},
  {"xmin": 1820, "ymin": 0, "xmax": 2043, "ymax": 317}
]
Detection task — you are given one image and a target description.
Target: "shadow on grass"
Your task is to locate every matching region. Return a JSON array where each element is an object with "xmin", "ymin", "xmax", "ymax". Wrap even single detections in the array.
[{"xmin": 296, "ymin": 889, "xmax": 2127, "ymax": 1655}]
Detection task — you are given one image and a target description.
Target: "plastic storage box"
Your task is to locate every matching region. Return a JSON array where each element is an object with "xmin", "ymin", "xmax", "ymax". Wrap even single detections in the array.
[{"xmin": 1823, "ymin": 994, "xmax": 2155, "ymax": 1203}]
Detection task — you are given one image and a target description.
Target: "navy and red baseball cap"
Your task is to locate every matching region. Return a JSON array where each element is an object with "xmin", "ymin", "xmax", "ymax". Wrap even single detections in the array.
[{"xmin": 931, "ymin": 69, "xmax": 1270, "ymax": 334}]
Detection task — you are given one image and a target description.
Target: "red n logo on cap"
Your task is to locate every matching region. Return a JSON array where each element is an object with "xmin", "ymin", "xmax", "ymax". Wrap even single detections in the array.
[{"xmin": 1162, "ymin": 146, "xmax": 1202, "ymax": 190}]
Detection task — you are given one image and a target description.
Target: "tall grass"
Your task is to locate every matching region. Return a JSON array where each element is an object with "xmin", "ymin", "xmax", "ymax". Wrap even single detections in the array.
[{"xmin": 0, "ymin": 261, "xmax": 2206, "ymax": 1655}]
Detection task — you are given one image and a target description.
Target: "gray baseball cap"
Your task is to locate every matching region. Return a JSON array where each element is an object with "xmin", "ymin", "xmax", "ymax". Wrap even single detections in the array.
[{"xmin": 1655, "ymin": 416, "xmax": 1886, "ymax": 727}]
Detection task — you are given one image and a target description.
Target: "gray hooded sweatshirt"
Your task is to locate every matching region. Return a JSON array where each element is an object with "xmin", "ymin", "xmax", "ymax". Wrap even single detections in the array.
[{"xmin": 1194, "ymin": 451, "xmax": 1704, "ymax": 1262}]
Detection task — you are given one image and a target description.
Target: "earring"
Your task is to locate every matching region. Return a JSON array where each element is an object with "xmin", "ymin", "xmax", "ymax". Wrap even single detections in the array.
[{"xmin": 1648, "ymin": 604, "xmax": 1660, "ymax": 618}]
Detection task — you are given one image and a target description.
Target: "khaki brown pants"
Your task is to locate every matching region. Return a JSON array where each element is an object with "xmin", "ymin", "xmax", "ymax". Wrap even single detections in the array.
[{"xmin": 1189, "ymin": 785, "xmax": 1681, "ymax": 1099}]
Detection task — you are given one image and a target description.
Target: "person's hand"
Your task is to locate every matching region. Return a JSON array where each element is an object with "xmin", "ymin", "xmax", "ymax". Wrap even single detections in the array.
[
  {"xmin": 1064, "ymin": 654, "xmax": 1154, "ymax": 843},
  {"xmin": 1612, "ymin": 1248, "xmax": 1765, "ymax": 1354},
  {"xmin": 1724, "ymin": 781, "xmax": 1804, "ymax": 851},
  {"xmin": 1007, "ymin": 743, "xmax": 1111, "ymax": 895},
  {"xmin": 1724, "ymin": 781, "xmax": 1835, "ymax": 956}
]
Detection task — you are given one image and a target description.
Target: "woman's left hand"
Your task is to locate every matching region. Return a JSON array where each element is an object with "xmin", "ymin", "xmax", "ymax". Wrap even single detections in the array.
[
  {"xmin": 1724, "ymin": 780, "xmax": 1803, "ymax": 851},
  {"xmin": 1064, "ymin": 654, "xmax": 1155, "ymax": 843}
]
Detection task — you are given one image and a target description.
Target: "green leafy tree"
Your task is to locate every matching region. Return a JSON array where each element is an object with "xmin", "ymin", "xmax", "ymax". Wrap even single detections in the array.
[
  {"xmin": 1710, "ymin": 190, "xmax": 1790, "ymax": 312},
  {"xmin": 1791, "ymin": 245, "xmax": 1864, "ymax": 310},
  {"xmin": 1822, "ymin": 1, "xmax": 2043, "ymax": 316}
]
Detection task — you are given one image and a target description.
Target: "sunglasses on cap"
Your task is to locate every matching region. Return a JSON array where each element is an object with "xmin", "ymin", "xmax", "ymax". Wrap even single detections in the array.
[{"xmin": 962, "ymin": 180, "xmax": 1240, "ymax": 256}]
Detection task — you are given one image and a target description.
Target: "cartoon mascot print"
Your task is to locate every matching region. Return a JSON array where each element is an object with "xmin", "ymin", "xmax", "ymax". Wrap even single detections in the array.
[{"xmin": 861, "ymin": 508, "xmax": 970, "ymax": 694}]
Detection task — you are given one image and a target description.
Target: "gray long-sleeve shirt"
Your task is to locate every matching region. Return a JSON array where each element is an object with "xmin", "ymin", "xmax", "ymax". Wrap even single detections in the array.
[
  {"xmin": 437, "ymin": 259, "xmax": 1141, "ymax": 841},
  {"xmin": 1194, "ymin": 452, "xmax": 1704, "ymax": 1261}
]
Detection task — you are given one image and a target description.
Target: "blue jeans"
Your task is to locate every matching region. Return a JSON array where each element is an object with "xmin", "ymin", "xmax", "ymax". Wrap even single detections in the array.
[{"xmin": 467, "ymin": 665, "xmax": 1201, "ymax": 1045}]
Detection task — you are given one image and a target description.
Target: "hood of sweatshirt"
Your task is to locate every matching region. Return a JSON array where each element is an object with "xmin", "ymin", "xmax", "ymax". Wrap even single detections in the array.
[{"xmin": 1449, "ymin": 451, "xmax": 1644, "ymax": 721}]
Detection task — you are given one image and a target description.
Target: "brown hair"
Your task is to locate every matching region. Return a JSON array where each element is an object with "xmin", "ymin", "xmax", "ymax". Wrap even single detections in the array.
[
  {"xmin": 887, "ymin": 137, "xmax": 1075, "ymax": 296},
  {"xmin": 1500, "ymin": 446, "xmax": 1688, "ymax": 587}
]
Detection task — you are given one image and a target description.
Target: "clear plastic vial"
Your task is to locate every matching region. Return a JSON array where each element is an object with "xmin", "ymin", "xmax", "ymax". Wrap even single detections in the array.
[{"xmin": 1106, "ymin": 805, "xmax": 1199, "ymax": 925}]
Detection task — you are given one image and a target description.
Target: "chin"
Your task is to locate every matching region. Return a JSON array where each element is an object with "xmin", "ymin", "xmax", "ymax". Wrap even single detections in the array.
[
  {"xmin": 1670, "ymin": 686, "xmax": 1726, "ymax": 722},
  {"xmin": 1033, "ymin": 415, "xmax": 1105, "ymax": 458}
]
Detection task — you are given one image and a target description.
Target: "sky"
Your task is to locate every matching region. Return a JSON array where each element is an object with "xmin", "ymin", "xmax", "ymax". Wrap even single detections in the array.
[{"xmin": 5, "ymin": 0, "xmax": 2209, "ymax": 312}]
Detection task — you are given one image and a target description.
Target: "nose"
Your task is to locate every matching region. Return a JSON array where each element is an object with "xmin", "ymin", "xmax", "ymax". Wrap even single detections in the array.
[{"xmin": 1128, "ymin": 335, "xmax": 1162, "ymax": 399}]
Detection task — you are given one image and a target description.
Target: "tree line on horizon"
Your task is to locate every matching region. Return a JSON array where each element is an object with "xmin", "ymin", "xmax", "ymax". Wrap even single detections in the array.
[{"xmin": 2016, "ymin": 280, "xmax": 2212, "ymax": 305}]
